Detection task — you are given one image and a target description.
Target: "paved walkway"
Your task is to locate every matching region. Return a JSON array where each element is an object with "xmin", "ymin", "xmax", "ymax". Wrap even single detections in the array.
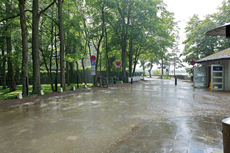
[{"xmin": 0, "ymin": 77, "xmax": 229, "ymax": 152}]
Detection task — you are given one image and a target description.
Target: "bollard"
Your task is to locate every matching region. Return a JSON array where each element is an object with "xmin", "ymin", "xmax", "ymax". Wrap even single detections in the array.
[
  {"xmin": 40, "ymin": 90, "xmax": 44, "ymax": 95},
  {"xmin": 17, "ymin": 93, "xmax": 23, "ymax": 99},
  {"xmin": 60, "ymin": 87, "xmax": 63, "ymax": 93},
  {"xmin": 131, "ymin": 77, "xmax": 133, "ymax": 84},
  {"xmin": 73, "ymin": 86, "xmax": 75, "ymax": 90},
  {"xmin": 175, "ymin": 77, "xmax": 177, "ymax": 85},
  {"xmin": 222, "ymin": 117, "xmax": 230, "ymax": 153}
]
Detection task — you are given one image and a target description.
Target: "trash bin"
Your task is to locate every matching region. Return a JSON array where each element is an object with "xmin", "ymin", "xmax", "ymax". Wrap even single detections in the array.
[{"xmin": 222, "ymin": 117, "xmax": 230, "ymax": 153}]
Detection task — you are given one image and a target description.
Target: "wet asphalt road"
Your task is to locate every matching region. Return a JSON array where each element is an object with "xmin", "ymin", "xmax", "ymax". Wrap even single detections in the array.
[{"xmin": 0, "ymin": 77, "xmax": 229, "ymax": 153}]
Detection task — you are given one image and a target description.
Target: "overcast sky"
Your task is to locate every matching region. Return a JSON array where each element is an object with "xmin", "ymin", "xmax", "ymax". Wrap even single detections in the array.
[
  {"xmin": 159, "ymin": 0, "xmax": 224, "ymax": 70},
  {"xmin": 138, "ymin": 0, "xmax": 224, "ymax": 71},
  {"xmin": 163, "ymin": 0, "xmax": 224, "ymax": 52}
]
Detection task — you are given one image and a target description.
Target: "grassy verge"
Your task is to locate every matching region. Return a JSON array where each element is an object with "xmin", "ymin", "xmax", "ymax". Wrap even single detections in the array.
[
  {"xmin": 158, "ymin": 76, "xmax": 171, "ymax": 79},
  {"xmin": 0, "ymin": 83, "xmax": 93, "ymax": 100}
]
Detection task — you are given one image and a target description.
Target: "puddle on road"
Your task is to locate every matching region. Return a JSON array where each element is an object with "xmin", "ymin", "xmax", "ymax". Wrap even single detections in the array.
[{"xmin": 0, "ymin": 79, "xmax": 228, "ymax": 152}]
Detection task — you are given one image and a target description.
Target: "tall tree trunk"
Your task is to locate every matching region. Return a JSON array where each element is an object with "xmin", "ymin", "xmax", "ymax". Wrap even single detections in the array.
[
  {"xmin": 121, "ymin": 9, "xmax": 129, "ymax": 82},
  {"xmin": 1, "ymin": 46, "xmax": 6, "ymax": 89},
  {"xmin": 174, "ymin": 58, "xmax": 176, "ymax": 77},
  {"xmin": 66, "ymin": 57, "xmax": 69, "ymax": 86},
  {"xmin": 81, "ymin": 58, "xmax": 87, "ymax": 85},
  {"xmin": 55, "ymin": 22, "xmax": 58, "ymax": 92},
  {"xmin": 132, "ymin": 57, "xmax": 137, "ymax": 76},
  {"xmin": 32, "ymin": 0, "xmax": 41, "ymax": 94},
  {"xmin": 87, "ymin": 41, "xmax": 91, "ymax": 57},
  {"xmin": 5, "ymin": 1, "xmax": 16, "ymax": 91},
  {"xmin": 19, "ymin": 0, "xmax": 29, "ymax": 95},
  {"xmin": 95, "ymin": 46, "xmax": 99, "ymax": 79},
  {"xmin": 129, "ymin": 39, "xmax": 133, "ymax": 77},
  {"xmin": 149, "ymin": 66, "xmax": 152, "ymax": 78},
  {"xmin": 15, "ymin": 68, "xmax": 20, "ymax": 85},
  {"xmin": 121, "ymin": 44, "xmax": 127, "ymax": 82},
  {"xmin": 100, "ymin": 52, "xmax": 101, "ymax": 76},
  {"xmin": 32, "ymin": 0, "xmax": 56, "ymax": 94},
  {"xmin": 50, "ymin": 7, "xmax": 54, "ymax": 91},
  {"xmin": 168, "ymin": 65, "xmax": 170, "ymax": 76},
  {"xmin": 93, "ymin": 2, "xmax": 105, "ymax": 81},
  {"xmin": 197, "ymin": 48, "xmax": 199, "ymax": 60},
  {"xmin": 142, "ymin": 66, "xmax": 145, "ymax": 76},
  {"xmin": 161, "ymin": 58, "xmax": 164, "ymax": 77},
  {"xmin": 70, "ymin": 45, "xmax": 74, "ymax": 78},
  {"xmin": 6, "ymin": 36, "xmax": 16, "ymax": 91},
  {"xmin": 105, "ymin": 28, "xmax": 110, "ymax": 76},
  {"xmin": 40, "ymin": 48, "xmax": 54, "ymax": 92},
  {"xmin": 76, "ymin": 61, "xmax": 82, "ymax": 84},
  {"xmin": 69, "ymin": 62, "xmax": 73, "ymax": 78},
  {"xmin": 0, "ymin": 50, "xmax": 1, "ymax": 73},
  {"xmin": 149, "ymin": 60, "xmax": 153, "ymax": 78},
  {"xmin": 133, "ymin": 58, "xmax": 138, "ymax": 76},
  {"xmin": 58, "ymin": 0, "xmax": 65, "ymax": 90},
  {"xmin": 66, "ymin": 33, "xmax": 70, "ymax": 86},
  {"xmin": 133, "ymin": 47, "xmax": 141, "ymax": 75}
]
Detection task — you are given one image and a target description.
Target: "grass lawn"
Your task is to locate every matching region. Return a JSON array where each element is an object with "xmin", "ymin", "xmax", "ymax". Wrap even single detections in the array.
[{"xmin": 0, "ymin": 83, "xmax": 93, "ymax": 100}]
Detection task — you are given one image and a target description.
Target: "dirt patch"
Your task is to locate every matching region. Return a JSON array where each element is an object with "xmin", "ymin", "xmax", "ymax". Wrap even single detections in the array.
[{"xmin": 0, "ymin": 82, "xmax": 140, "ymax": 108}]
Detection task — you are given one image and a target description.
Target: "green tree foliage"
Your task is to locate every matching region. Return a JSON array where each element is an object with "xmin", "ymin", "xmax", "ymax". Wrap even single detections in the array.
[
  {"xmin": 170, "ymin": 42, "xmax": 184, "ymax": 76},
  {"xmin": 0, "ymin": 0, "xmax": 178, "ymax": 96},
  {"xmin": 182, "ymin": 15, "xmax": 218, "ymax": 63},
  {"xmin": 182, "ymin": 0, "xmax": 230, "ymax": 65}
]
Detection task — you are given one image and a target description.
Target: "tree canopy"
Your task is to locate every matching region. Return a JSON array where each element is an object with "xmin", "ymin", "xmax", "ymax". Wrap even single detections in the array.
[
  {"xmin": 182, "ymin": 0, "xmax": 230, "ymax": 65},
  {"xmin": 0, "ymin": 0, "xmax": 177, "ymax": 95}
]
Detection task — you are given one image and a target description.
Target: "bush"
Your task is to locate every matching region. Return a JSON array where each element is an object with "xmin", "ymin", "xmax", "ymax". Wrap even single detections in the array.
[
  {"xmin": 190, "ymin": 76, "xmax": 193, "ymax": 81},
  {"xmin": 152, "ymin": 70, "xmax": 161, "ymax": 75},
  {"xmin": 158, "ymin": 76, "xmax": 171, "ymax": 79}
]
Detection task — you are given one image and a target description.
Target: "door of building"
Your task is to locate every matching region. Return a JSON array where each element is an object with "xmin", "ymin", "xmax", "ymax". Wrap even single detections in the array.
[
  {"xmin": 211, "ymin": 65, "xmax": 224, "ymax": 90},
  {"xmin": 193, "ymin": 67, "xmax": 206, "ymax": 88}
]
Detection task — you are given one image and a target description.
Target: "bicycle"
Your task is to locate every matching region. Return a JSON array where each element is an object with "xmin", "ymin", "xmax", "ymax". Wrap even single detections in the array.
[
  {"xmin": 102, "ymin": 77, "xmax": 108, "ymax": 88},
  {"xmin": 96, "ymin": 76, "xmax": 102, "ymax": 87},
  {"xmin": 95, "ymin": 76, "xmax": 108, "ymax": 88},
  {"xmin": 108, "ymin": 77, "xmax": 113, "ymax": 87}
]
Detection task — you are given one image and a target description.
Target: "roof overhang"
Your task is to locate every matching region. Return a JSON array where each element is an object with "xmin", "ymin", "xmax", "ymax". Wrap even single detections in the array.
[
  {"xmin": 196, "ymin": 57, "xmax": 230, "ymax": 63},
  {"xmin": 205, "ymin": 23, "xmax": 230, "ymax": 36}
]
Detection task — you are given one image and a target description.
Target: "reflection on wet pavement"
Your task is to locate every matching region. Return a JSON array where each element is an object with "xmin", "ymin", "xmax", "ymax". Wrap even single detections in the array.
[{"xmin": 0, "ymin": 77, "xmax": 229, "ymax": 153}]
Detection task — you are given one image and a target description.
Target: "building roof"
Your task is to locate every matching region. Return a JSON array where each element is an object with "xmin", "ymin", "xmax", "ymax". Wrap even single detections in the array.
[
  {"xmin": 205, "ymin": 23, "xmax": 230, "ymax": 36},
  {"xmin": 196, "ymin": 48, "xmax": 230, "ymax": 63}
]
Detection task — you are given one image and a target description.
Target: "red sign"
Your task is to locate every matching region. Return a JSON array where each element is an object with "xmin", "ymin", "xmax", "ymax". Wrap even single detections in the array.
[
  {"xmin": 191, "ymin": 60, "xmax": 196, "ymax": 66},
  {"xmin": 116, "ymin": 61, "xmax": 121, "ymax": 68},
  {"xmin": 116, "ymin": 61, "xmax": 121, "ymax": 66},
  {"xmin": 90, "ymin": 55, "xmax": 96, "ymax": 62}
]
